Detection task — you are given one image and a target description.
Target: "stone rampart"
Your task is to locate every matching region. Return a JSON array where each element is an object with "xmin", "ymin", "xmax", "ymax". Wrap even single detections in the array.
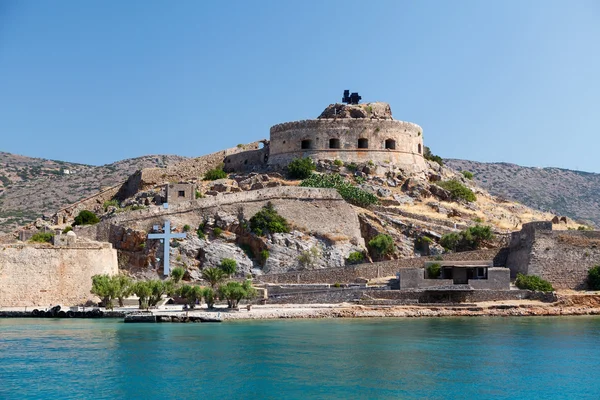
[
  {"xmin": 0, "ymin": 244, "xmax": 118, "ymax": 307},
  {"xmin": 506, "ymin": 223, "xmax": 600, "ymax": 289},
  {"xmin": 268, "ymin": 119, "xmax": 426, "ymax": 172},
  {"xmin": 76, "ymin": 186, "xmax": 364, "ymax": 247},
  {"xmin": 258, "ymin": 249, "xmax": 501, "ymax": 284}
]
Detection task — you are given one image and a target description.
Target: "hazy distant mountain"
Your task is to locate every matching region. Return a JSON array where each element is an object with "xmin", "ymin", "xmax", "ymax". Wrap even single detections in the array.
[
  {"xmin": 0, "ymin": 152, "xmax": 188, "ymax": 232},
  {"xmin": 445, "ymin": 159, "xmax": 600, "ymax": 227}
]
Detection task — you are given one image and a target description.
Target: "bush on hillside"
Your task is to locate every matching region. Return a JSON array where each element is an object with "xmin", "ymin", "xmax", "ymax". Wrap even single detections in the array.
[
  {"xmin": 515, "ymin": 273, "xmax": 554, "ymax": 292},
  {"xmin": 368, "ymin": 234, "xmax": 395, "ymax": 259},
  {"xmin": 426, "ymin": 263, "xmax": 442, "ymax": 279},
  {"xmin": 587, "ymin": 265, "xmax": 600, "ymax": 291},
  {"xmin": 204, "ymin": 164, "xmax": 227, "ymax": 181},
  {"xmin": 219, "ymin": 258, "xmax": 238, "ymax": 276},
  {"xmin": 346, "ymin": 251, "xmax": 365, "ymax": 265},
  {"xmin": 423, "ymin": 146, "xmax": 443, "ymax": 166},
  {"xmin": 287, "ymin": 157, "xmax": 316, "ymax": 179},
  {"xmin": 301, "ymin": 173, "xmax": 378, "ymax": 208},
  {"xmin": 436, "ymin": 180, "xmax": 477, "ymax": 202},
  {"xmin": 249, "ymin": 202, "xmax": 290, "ymax": 236},
  {"xmin": 440, "ymin": 225, "xmax": 493, "ymax": 252},
  {"xmin": 29, "ymin": 232, "xmax": 54, "ymax": 243},
  {"xmin": 461, "ymin": 171, "xmax": 474, "ymax": 180},
  {"xmin": 73, "ymin": 210, "xmax": 99, "ymax": 226}
]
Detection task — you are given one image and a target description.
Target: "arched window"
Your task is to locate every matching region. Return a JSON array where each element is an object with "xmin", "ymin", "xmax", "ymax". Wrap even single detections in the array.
[
  {"xmin": 358, "ymin": 138, "xmax": 368, "ymax": 149},
  {"xmin": 385, "ymin": 139, "xmax": 396, "ymax": 150},
  {"xmin": 418, "ymin": 144, "xmax": 422, "ymax": 154},
  {"xmin": 301, "ymin": 139, "xmax": 312, "ymax": 150},
  {"xmin": 329, "ymin": 138, "xmax": 340, "ymax": 149}
]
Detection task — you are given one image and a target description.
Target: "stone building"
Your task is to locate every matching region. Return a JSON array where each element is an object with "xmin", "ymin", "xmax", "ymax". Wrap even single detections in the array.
[
  {"xmin": 267, "ymin": 101, "xmax": 427, "ymax": 172},
  {"xmin": 166, "ymin": 183, "xmax": 195, "ymax": 204}
]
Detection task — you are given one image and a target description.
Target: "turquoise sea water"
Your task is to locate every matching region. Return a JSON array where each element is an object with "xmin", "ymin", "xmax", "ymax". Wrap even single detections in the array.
[{"xmin": 1, "ymin": 317, "xmax": 600, "ymax": 399}]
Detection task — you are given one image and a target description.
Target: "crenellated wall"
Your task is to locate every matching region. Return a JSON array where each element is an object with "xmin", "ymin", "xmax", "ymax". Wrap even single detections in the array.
[{"xmin": 268, "ymin": 119, "xmax": 426, "ymax": 172}]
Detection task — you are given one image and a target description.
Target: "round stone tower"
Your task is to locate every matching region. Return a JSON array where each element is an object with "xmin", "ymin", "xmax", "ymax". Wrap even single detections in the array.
[{"xmin": 267, "ymin": 101, "xmax": 427, "ymax": 172}]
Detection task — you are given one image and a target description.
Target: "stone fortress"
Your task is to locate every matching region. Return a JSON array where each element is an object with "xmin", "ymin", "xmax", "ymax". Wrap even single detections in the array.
[{"xmin": 224, "ymin": 90, "xmax": 427, "ymax": 173}]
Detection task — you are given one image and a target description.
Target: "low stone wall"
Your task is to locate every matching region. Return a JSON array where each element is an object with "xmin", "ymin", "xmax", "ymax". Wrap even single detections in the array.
[
  {"xmin": 0, "ymin": 244, "xmax": 118, "ymax": 307},
  {"xmin": 259, "ymin": 249, "xmax": 501, "ymax": 284}
]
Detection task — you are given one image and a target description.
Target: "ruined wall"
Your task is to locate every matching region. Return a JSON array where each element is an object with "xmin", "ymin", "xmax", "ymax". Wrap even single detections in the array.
[
  {"xmin": 268, "ymin": 119, "xmax": 426, "ymax": 172},
  {"xmin": 506, "ymin": 222, "xmax": 600, "ymax": 289},
  {"xmin": 76, "ymin": 186, "xmax": 365, "ymax": 248},
  {"xmin": 0, "ymin": 243, "xmax": 118, "ymax": 307},
  {"xmin": 223, "ymin": 147, "xmax": 269, "ymax": 173}
]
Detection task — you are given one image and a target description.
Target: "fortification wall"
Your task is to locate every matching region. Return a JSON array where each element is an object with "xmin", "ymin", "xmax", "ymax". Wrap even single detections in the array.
[
  {"xmin": 258, "ymin": 249, "xmax": 500, "ymax": 284},
  {"xmin": 76, "ymin": 186, "xmax": 364, "ymax": 247},
  {"xmin": 268, "ymin": 119, "xmax": 426, "ymax": 172},
  {"xmin": 506, "ymin": 224, "xmax": 600, "ymax": 289},
  {"xmin": 223, "ymin": 146, "xmax": 269, "ymax": 173},
  {"xmin": 0, "ymin": 243, "xmax": 118, "ymax": 307}
]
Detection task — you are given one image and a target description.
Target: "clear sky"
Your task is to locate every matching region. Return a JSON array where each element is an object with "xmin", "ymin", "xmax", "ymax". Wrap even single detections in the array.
[{"xmin": 1, "ymin": 1, "xmax": 599, "ymax": 172}]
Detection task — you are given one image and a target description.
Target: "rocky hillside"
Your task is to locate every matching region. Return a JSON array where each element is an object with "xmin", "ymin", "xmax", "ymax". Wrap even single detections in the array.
[
  {"xmin": 445, "ymin": 159, "xmax": 600, "ymax": 227},
  {"xmin": 0, "ymin": 152, "xmax": 188, "ymax": 232}
]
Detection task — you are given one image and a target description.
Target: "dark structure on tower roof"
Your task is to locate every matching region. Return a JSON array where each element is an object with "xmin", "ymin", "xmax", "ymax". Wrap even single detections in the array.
[{"xmin": 342, "ymin": 90, "xmax": 361, "ymax": 105}]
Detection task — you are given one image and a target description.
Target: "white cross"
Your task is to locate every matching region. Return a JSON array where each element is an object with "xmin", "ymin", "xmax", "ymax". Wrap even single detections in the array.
[{"xmin": 147, "ymin": 220, "xmax": 186, "ymax": 276}]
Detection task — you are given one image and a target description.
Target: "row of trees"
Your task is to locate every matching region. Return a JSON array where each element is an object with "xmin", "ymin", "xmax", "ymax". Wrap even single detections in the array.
[{"xmin": 91, "ymin": 261, "xmax": 257, "ymax": 310}]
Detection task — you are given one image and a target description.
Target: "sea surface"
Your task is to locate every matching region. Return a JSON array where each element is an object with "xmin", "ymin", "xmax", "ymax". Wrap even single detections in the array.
[{"xmin": 1, "ymin": 317, "xmax": 600, "ymax": 399}]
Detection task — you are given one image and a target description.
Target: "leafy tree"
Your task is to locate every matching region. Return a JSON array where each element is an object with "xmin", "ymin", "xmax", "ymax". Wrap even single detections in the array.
[
  {"xmin": 202, "ymin": 287, "xmax": 216, "ymax": 309},
  {"xmin": 287, "ymin": 157, "xmax": 315, "ymax": 179},
  {"xmin": 440, "ymin": 232, "xmax": 461, "ymax": 252},
  {"xmin": 113, "ymin": 274, "xmax": 133, "ymax": 307},
  {"xmin": 368, "ymin": 234, "xmax": 395, "ymax": 259},
  {"xmin": 219, "ymin": 258, "xmax": 237, "ymax": 277},
  {"xmin": 148, "ymin": 280, "xmax": 169, "ymax": 307},
  {"xmin": 178, "ymin": 284, "xmax": 203, "ymax": 309},
  {"xmin": 298, "ymin": 247, "xmax": 321, "ymax": 269},
  {"xmin": 218, "ymin": 280, "xmax": 257, "ymax": 308},
  {"xmin": 91, "ymin": 274, "xmax": 115, "ymax": 309},
  {"xmin": 587, "ymin": 265, "xmax": 600, "ymax": 290},
  {"xmin": 201, "ymin": 267, "xmax": 225, "ymax": 289},
  {"xmin": 515, "ymin": 273, "xmax": 554, "ymax": 292},
  {"xmin": 170, "ymin": 267, "xmax": 185, "ymax": 284},
  {"xmin": 132, "ymin": 281, "xmax": 152, "ymax": 309},
  {"xmin": 249, "ymin": 202, "xmax": 290, "ymax": 236},
  {"xmin": 30, "ymin": 232, "xmax": 54, "ymax": 243},
  {"xmin": 436, "ymin": 180, "xmax": 476, "ymax": 203},
  {"xmin": 73, "ymin": 210, "xmax": 100, "ymax": 226}
]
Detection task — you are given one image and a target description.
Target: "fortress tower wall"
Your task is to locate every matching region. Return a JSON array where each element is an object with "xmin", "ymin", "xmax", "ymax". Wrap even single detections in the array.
[{"xmin": 267, "ymin": 119, "xmax": 426, "ymax": 172}]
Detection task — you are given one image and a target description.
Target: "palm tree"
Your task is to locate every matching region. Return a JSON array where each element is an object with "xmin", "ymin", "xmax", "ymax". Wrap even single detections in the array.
[{"xmin": 201, "ymin": 267, "xmax": 225, "ymax": 289}]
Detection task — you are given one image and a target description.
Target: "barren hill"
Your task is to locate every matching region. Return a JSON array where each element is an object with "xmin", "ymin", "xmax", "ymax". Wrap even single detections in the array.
[
  {"xmin": 445, "ymin": 159, "xmax": 600, "ymax": 227},
  {"xmin": 0, "ymin": 152, "xmax": 188, "ymax": 232}
]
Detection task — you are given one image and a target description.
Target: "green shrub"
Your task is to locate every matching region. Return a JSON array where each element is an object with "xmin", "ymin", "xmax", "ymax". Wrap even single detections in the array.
[
  {"xmin": 440, "ymin": 225, "xmax": 493, "ymax": 252},
  {"xmin": 73, "ymin": 210, "xmax": 99, "ymax": 226},
  {"xmin": 345, "ymin": 162, "xmax": 358, "ymax": 171},
  {"xmin": 197, "ymin": 223, "xmax": 206, "ymax": 239},
  {"xmin": 461, "ymin": 171, "xmax": 474, "ymax": 180},
  {"xmin": 587, "ymin": 265, "xmax": 600, "ymax": 290},
  {"xmin": 298, "ymin": 247, "xmax": 321, "ymax": 269},
  {"xmin": 515, "ymin": 273, "xmax": 554, "ymax": 292},
  {"xmin": 103, "ymin": 199, "xmax": 119, "ymax": 210},
  {"xmin": 62, "ymin": 226, "xmax": 73, "ymax": 234},
  {"xmin": 301, "ymin": 173, "xmax": 378, "ymax": 208},
  {"xmin": 195, "ymin": 190, "xmax": 204, "ymax": 199},
  {"xmin": 30, "ymin": 232, "xmax": 54, "ymax": 243},
  {"xmin": 259, "ymin": 249, "xmax": 270, "ymax": 265},
  {"xmin": 423, "ymin": 146, "xmax": 443, "ymax": 166},
  {"xmin": 578, "ymin": 225, "xmax": 592, "ymax": 231},
  {"xmin": 249, "ymin": 202, "xmax": 290, "ymax": 236},
  {"xmin": 437, "ymin": 180, "xmax": 477, "ymax": 202},
  {"xmin": 170, "ymin": 267, "xmax": 185, "ymax": 283},
  {"xmin": 218, "ymin": 280, "xmax": 257, "ymax": 308},
  {"xmin": 204, "ymin": 164, "xmax": 227, "ymax": 181},
  {"xmin": 414, "ymin": 236, "xmax": 433, "ymax": 252},
  {"xmin": 346, "ymin": 251, "xmax": 365, "ymax": 265},
  {"xmin": 427, "ymin": 263, "xmax": 441, "ymax": 278},
  {"xmin": 333, "ymin": 159, "xmax": 344, "ymax": 167},
  {"xmin": 368, "ymin": 234, "xmax": 395, "ymax": 259},
  {"xmin": 287, "ymin": 157, "xmax": 315, "ymax": 179},
  {"xmin": 213, "ymin": 227, "xmax": 223, "ymax": 237},
  {"xmin": 183, "ymin": 224, "xmax": 191, "ymax": 232},
  {"xmin": 219, "ymin": 258, "xmax": 238, "ymax": 276}
]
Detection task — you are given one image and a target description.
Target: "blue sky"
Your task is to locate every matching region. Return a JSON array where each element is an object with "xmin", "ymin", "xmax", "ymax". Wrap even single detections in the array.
[{"xmin": 1, "ymin": 1, "xmax": 599, "ymax": 172}]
